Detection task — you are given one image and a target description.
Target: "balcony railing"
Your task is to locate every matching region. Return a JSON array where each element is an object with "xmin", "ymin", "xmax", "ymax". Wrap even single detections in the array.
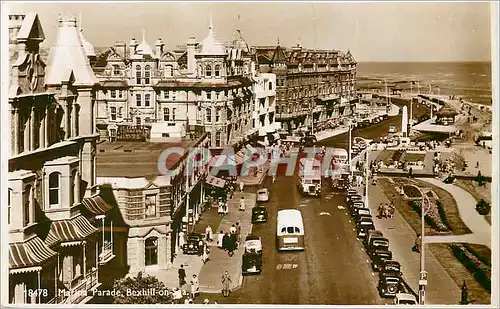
[
  {"xmin": 67, "ymin": 268, "xmax": 99, "ymax": 304},
  {"xmin": 99, "ymin": 242, "xmax": 115, "ymax": 265}
]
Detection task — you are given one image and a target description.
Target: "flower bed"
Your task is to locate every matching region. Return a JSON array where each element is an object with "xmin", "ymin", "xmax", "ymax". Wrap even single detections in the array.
[
  {"xmin": 410, "ymin": 199, "xmax": 449, "ymax": 232},
  {"xmin": 403, "ymin": 185, "xmax": 422, "ymax": 198},
  {"xmin": 392, "ymin": 149, "xmax": 405, "ymax": 162},
  {"xmin": 449, "ymin": 244, "xmax": 491, "ymax": 291}
]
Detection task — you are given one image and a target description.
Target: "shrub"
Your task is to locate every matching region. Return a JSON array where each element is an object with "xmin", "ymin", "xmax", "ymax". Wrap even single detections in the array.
[
  {"xmin": 476, "ymin": 199, "xmax": 491, "ymax": 215},
  {"xmin": 410, "ymin": 200, "xmax": 449, "ymax": 232}
]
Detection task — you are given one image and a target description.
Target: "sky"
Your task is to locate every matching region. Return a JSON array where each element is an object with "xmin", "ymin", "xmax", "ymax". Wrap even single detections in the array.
[{"xmin": 5, "ymin": 1, "xmax": 493, "ymax": 62}]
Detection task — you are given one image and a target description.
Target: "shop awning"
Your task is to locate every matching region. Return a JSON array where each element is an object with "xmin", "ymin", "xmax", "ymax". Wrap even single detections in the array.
[
  {"xmin": 82, "ymin": 193, "xmax": 113, "ymax": 215},
  {"xmin": 205, "ymin": 174, "xmax": 227, "ymax": 188},
  {"xmin": 45, "ymin": 215, "xmax": 99, "ymax": 247},
  {"xmin": 9, "ymin": 236, "xmax": 57, "ymax": 271}
]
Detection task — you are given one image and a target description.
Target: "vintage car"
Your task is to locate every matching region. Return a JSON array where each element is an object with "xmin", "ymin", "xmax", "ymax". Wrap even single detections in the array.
[
  {"xmin": 347, "ymin": 189, "xmax": 358, "ymax": 197},
  {"xmin": 393, "ymin": 293, "xmax": 418, "ymax": 305},
  {"xmin": 380, "ymin": 260, "xmax": 402, "ymax": 276},
  {"xmin": 252, "ymin": 206, "xmax": 268, "ymax": 223},
  {"xmin": 349, "ymin": 202, "xmax": 366, "ymax": 216},
  {"xmin": 347, "ymin": 194, "xmax": 363, "ymax": 206},
  {"xmin": 356, "ymin": 219, "xmax": 375, "ymax": 238},
  {"xmin": 372, "ymin": 250, "xmax": 393, "ymax": 272},
  {"xmin": 182, "ymin": 233, "xmax": 205, "ymax": 255},
  {"xmin": 242, "ymin": 251, "xmax": 262, "ymax": 275},
  {"xmin": 244, "ymin": 235, "xmax": 263, "ymax": 254},
  {"xmin": 388, "ymin": 126, "xmax": 397, "ymax": 134},
  {"xmin": 367, "ymin": 237, "xmax": 390, "ymax": 258},
  {"xmin": 256, "ymin": 188, "xmax": 269, "ymax": 203},
  {"xmin": 364, "ymin": 230, "xmax": 384, "ymax": 247},
  {"xmin": 353, "ymin": 207, "xmax": 371, "ymax": 222},
  {"xmin": 378, "ymin": 272, "xmax": 402, "ymax": 297}
]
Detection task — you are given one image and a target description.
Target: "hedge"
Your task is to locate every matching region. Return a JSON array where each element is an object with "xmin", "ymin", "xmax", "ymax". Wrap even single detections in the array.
[{"xmin": 449, "ymin": 244, "xmax": 491, "ymax": 291}]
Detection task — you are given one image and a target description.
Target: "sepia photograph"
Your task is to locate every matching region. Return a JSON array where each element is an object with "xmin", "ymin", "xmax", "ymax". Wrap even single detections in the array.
[{"xmin": 1, "ymin": 1, "xmax": 498, "ymax": 306}]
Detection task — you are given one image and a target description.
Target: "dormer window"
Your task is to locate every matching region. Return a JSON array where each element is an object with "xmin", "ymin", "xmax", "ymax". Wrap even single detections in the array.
[
  {"xmin": 205, "ymin": 65, "xmax": 212, "ymax": 77},
  {"xmin": 113, "ymin": 65, "xmax": 120, "ymax": 76},
  {"xmin": 165, "ymin": 65, "xmax": 173, "ymax": 77},
  {"xmin": 49, "ymin": 172, "xmax": 60, "ymax": 206},
  {"xmin": 215, "ymin": 65, "xmax": 221, "ymax": 77}
]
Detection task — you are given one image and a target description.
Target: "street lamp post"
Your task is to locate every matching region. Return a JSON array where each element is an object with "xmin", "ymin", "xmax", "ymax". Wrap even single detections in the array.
[
  {"xmin": 364, "ymin": 144, "xmax": 371, "ymax": 209},
  {"xmin": 348, "ymin": 122, "xmax": 353, "ymax": 177},
  {"xmin": 414, "ymin": 185, "xmax": 430, "ymax": 305}
]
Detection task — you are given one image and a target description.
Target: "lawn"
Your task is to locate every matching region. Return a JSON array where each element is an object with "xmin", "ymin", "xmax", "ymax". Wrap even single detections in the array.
[
  {"xmin": 375, "ymin": 150, "xmax": 395, "ymax": 164},
  {"xmin": 377, "ymin": 178, "xmax": 490, "ymax": 304},
  {"xmin": 402, "ymin": 153, "xmax": 426, "ymax": 162},
  {"xmin": 455, "ymin": 180, "xmax": 491, "ymax": 225}
]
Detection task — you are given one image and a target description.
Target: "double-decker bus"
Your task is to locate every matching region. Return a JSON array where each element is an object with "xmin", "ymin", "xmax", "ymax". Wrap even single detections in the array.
[
  {"xmin": 276, "ymin": 209, "xmax": 305, "ymax": 251},
  {"xmin": 296, "ymin": 158, "xmax": 321, "ymax": 196}
]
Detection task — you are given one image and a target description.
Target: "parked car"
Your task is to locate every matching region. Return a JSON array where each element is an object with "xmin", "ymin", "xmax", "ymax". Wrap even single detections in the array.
[
  {"xmin": 252, "ymin": 206, "xmax": 268, "ymax": 223},
  {"xmin": 244, "ymin": 235, "xmax": 263, "ymax": 254},
  {"xmin": 378, "ymin": 272, "xmax": 403, "ymax": 297},
  {"xmin": 347, "ymin": 194, "xmax": 363, "ymax": 205},
  {"xmin": 372, "ymin": 250, "xmax": 393, "ymax": 272},
  {"xmin": 256, "ymin": 188, "xmax": 269, "ymax": 203},
  {"xmin": 388, "ymin": 126, "xmax": 397, "ymax": 134},
  {"xmin": 183, "ymin": 233, "xmax": 205, "ymax": 255},
  {"xmin": 393, "ymin": 293, "xmax": 417, "ymax": 305},
  {"xmin": 380, "ymin": 260, "xmax": 402, "ymax": 277},
  {"xmin": 353, "ymin": 207, "xmax": 371, "ymax": 222},
  {"xmin": 346, "ymin": 189, "xmax": 358, "ymax": 198},
  {"xmin": 349, "ymin": 202, "xmax": 366, "ymax": 216},
  {"xmin": 242, "ymin": 251, "xmax": 262, "ymax": 275},
  {"xmin": 356, "ymin": 219, "xmax": 375, "ymax": 238},
  {"xmin": 364, "ymin": 230, "xmax": 384, "ymax": 247},
  {"xmin": 367, "ymin": 237, "xmax": 390, "ymax": 258}
]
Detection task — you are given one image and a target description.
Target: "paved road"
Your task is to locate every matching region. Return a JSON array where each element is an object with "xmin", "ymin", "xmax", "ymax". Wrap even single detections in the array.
[{"xmin": 199, "ymin": 176, "xmax": 386, "ymax": 305}]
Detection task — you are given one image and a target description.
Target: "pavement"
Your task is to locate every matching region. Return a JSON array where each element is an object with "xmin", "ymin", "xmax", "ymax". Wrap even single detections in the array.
[
  {"xmin": 314, "ymin": 126, "xmax": 349, "ymax": 141},
  {"xmin": 366, "ymin": 179, "xmax": 462, "ymax": 305},
  {"xmin": 421, "ymin": 178, "xmax": 491, "ymax": 249},
  {"xmin": 198, "ymin": 191, "xmax": 256, "ymax": 293},
  {"xmin": 455, "ymin": 145, "xmax": 492, "ymax": 178}
]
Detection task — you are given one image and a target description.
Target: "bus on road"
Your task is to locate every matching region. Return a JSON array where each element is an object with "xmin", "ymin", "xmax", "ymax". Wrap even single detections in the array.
[
  {"xmin": 296, "ymin": 158, "xmax": 322, "ymax": 196},
  {"xmin": 276, "ymin": 209, "xmax": 305, "ymax": 251}
]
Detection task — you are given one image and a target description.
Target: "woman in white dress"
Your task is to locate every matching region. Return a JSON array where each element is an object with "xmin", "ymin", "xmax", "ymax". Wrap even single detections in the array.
[{"xmin": 217, "ymin": 230, "xmax": 224, "ymax": 249}]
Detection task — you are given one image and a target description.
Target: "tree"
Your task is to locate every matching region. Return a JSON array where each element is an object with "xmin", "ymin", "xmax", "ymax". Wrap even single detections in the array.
[
  {"xmin": 112, "ymin": 272, "xmax": 172, "ymax": 304},
  {"xmin": 476, "ymin": 199, "xmax": 491, "ymax": 216}
]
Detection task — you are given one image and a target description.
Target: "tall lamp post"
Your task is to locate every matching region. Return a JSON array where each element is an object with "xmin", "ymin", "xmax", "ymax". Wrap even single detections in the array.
[
  {"xmin": 348, "ymin": 121, "xmax": 353, "ymax": 177},
  {"xmin": 414, "ymin": 185, "xmax": 430, "ymax": 305}
]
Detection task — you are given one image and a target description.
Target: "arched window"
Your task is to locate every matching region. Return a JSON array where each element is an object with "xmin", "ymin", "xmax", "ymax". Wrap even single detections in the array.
[
  {"xmin": 49, "ymin": 172, "xmax": 60, "ymax": 206},
  {"xmin": 214, "ymin": 65, "xmax": 221, "ymax": 77},
  {"xmin": 163, "ymin": 108, "xmax": 170, "ymax": 121},
  {"xmin": 144, "ymin": 65, "xmax": 151, "ymax": 84},
  {"xmin": 205, "ymin": 64, "xmax": 212, "ymax": 77},
  {"xmin": 24, "ymin": 185, "xmax": 33, "ymax": 226},
  {"xmin": 135, "ymin": 65, "xmax": 141, "ymax": 84},
  {"xmin": 206, "ymin": 108, "xmax": 212, "ymax": 123},
  {"xmin": 165, "ymin": 65, "xmax": 173, "ymax": 77},
  {"xmin": 145, "ymin": 237, "xmax": 158, "ymax": 266}
]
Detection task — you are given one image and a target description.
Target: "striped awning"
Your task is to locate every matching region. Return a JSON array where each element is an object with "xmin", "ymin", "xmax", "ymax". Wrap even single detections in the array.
[
  {"xmin": 9, "ymin": 237, "xmax": 57, "ymax": 271},
  {"xmin": 82, "ymin": 193, "xmax": 113, "ymax": 215},
  {"xmin": 46, "ymin": 215, "xmax": 99, "ymax": 247}
]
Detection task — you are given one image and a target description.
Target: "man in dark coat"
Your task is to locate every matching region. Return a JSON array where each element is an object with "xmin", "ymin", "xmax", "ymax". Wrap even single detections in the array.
[
  {"xmin": 222, "ymin": 233, "xmax": 230, "ymax": 251},
  {"xmin": 228, "ymin": 233, "xmax": 237, "ymax": 257}
]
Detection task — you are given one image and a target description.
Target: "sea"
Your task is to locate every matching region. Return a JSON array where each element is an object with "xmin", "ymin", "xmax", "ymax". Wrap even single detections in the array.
[{"xmin": 356, "ymin": 62, "xmax": 493, "ymax": 106}]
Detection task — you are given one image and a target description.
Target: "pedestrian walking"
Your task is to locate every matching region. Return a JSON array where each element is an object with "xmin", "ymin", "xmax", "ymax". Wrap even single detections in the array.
[
  {"xmin": 223, "ymin": 202, "xmax": 229, "ymax": 216},
  {"xmin": 229, "ymin": 224, "xmax": 237, "ymax": 235},
  {"xmin": 217, "ymin": 230, "xmax": 224, "ymax": 249},
  {"xmin": 236, "ymin": 222, "xmax": 242, "ymax": 245},
  {"xmin": 222, "ymin": 233, "xmax": 230, "ymax": 251},
  {"xmin": 218, "ymin": 199, "xmax": 224, "ymax": 216},
  {"xmin": 239, "ymin": 196, "xmax": 245, "ymax": 211},
  {"xmin": 178, "ymin": 265, "xmax": 187, "ymax": 288},
  {"xmin": 205, "ymin": 225, "xmax": 213, "ymax": 242},
  {"xmin": 191, "ymin": 274, "xmax": 199, "ymax": 299},
  {"xmin": 239, "ymin": 181, "xmax": 244, "ymax": 192},
  {"xmin": 412, "ymin": 234, "xmax": 422, "ymax": 253},
  {"xmin": 201, "ymin": 244, "xmax": 210, "ymax": 263},
  {"xmin": 178, "ymin": 231, "xmax": 186, "ymax": 252},
  {"xmin": 221, "ymin": 271, "xmax": 232, "ymax": 297},
  {"xmin": 173, "ymin": 288, "xmax": 183, "ymax": 304}
]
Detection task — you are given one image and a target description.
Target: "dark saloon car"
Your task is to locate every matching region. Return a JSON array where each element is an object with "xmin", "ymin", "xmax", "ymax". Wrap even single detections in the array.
[
  {"xmin": 367, "ymin": 237, "xmax": 390, "ymax": 258},
  {"xmin": 378, "ymin": 272, "xmax": 402, "ymax": 297},
  {"xmin": 380, "ymin": 260, "xmax": 402, "ymax": 277},
  {"xmin": 356, "ymin": 220, "xmax": 375, "ymax": 238},
  {"xmin": 372, "ymin": 250, "xmax": 393, "ymax": 272},
  {"xmin": 252, "ymin": 206, "xmax": 268, "ymax": 223},
  {"xmin": 242, "ymin": 251, "xmax": 262, "ymax": 275},
  {"xmin": 183, "ymin": 233, "xmax": 204, "ymax": 255},
  {"xmin": 353, "ymin": 207, "xmax": 371, "ymax": 222},
  {"xmin": 347, "ymin": 194, "xmax": 363, "ymax": 206},
  {"xmin": 350, "ymin": 202, "xmax": 366, "ymax": 216}
]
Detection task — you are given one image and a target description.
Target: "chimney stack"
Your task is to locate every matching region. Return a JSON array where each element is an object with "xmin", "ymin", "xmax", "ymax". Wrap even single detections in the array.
[
  {"xmin": 129, "ymin": 38, "xmax": 138, "ymax": 57},
  {"xmin": 187, "ymin": 36, "xmax": 197, "ymax": 76},
  {"xmin": 114, "ymin": 41, "xmax": 127, "ymax": 58},
  {"xmin": 155, "ymin": 38, "xmax": 165, "ymax": 58}
]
